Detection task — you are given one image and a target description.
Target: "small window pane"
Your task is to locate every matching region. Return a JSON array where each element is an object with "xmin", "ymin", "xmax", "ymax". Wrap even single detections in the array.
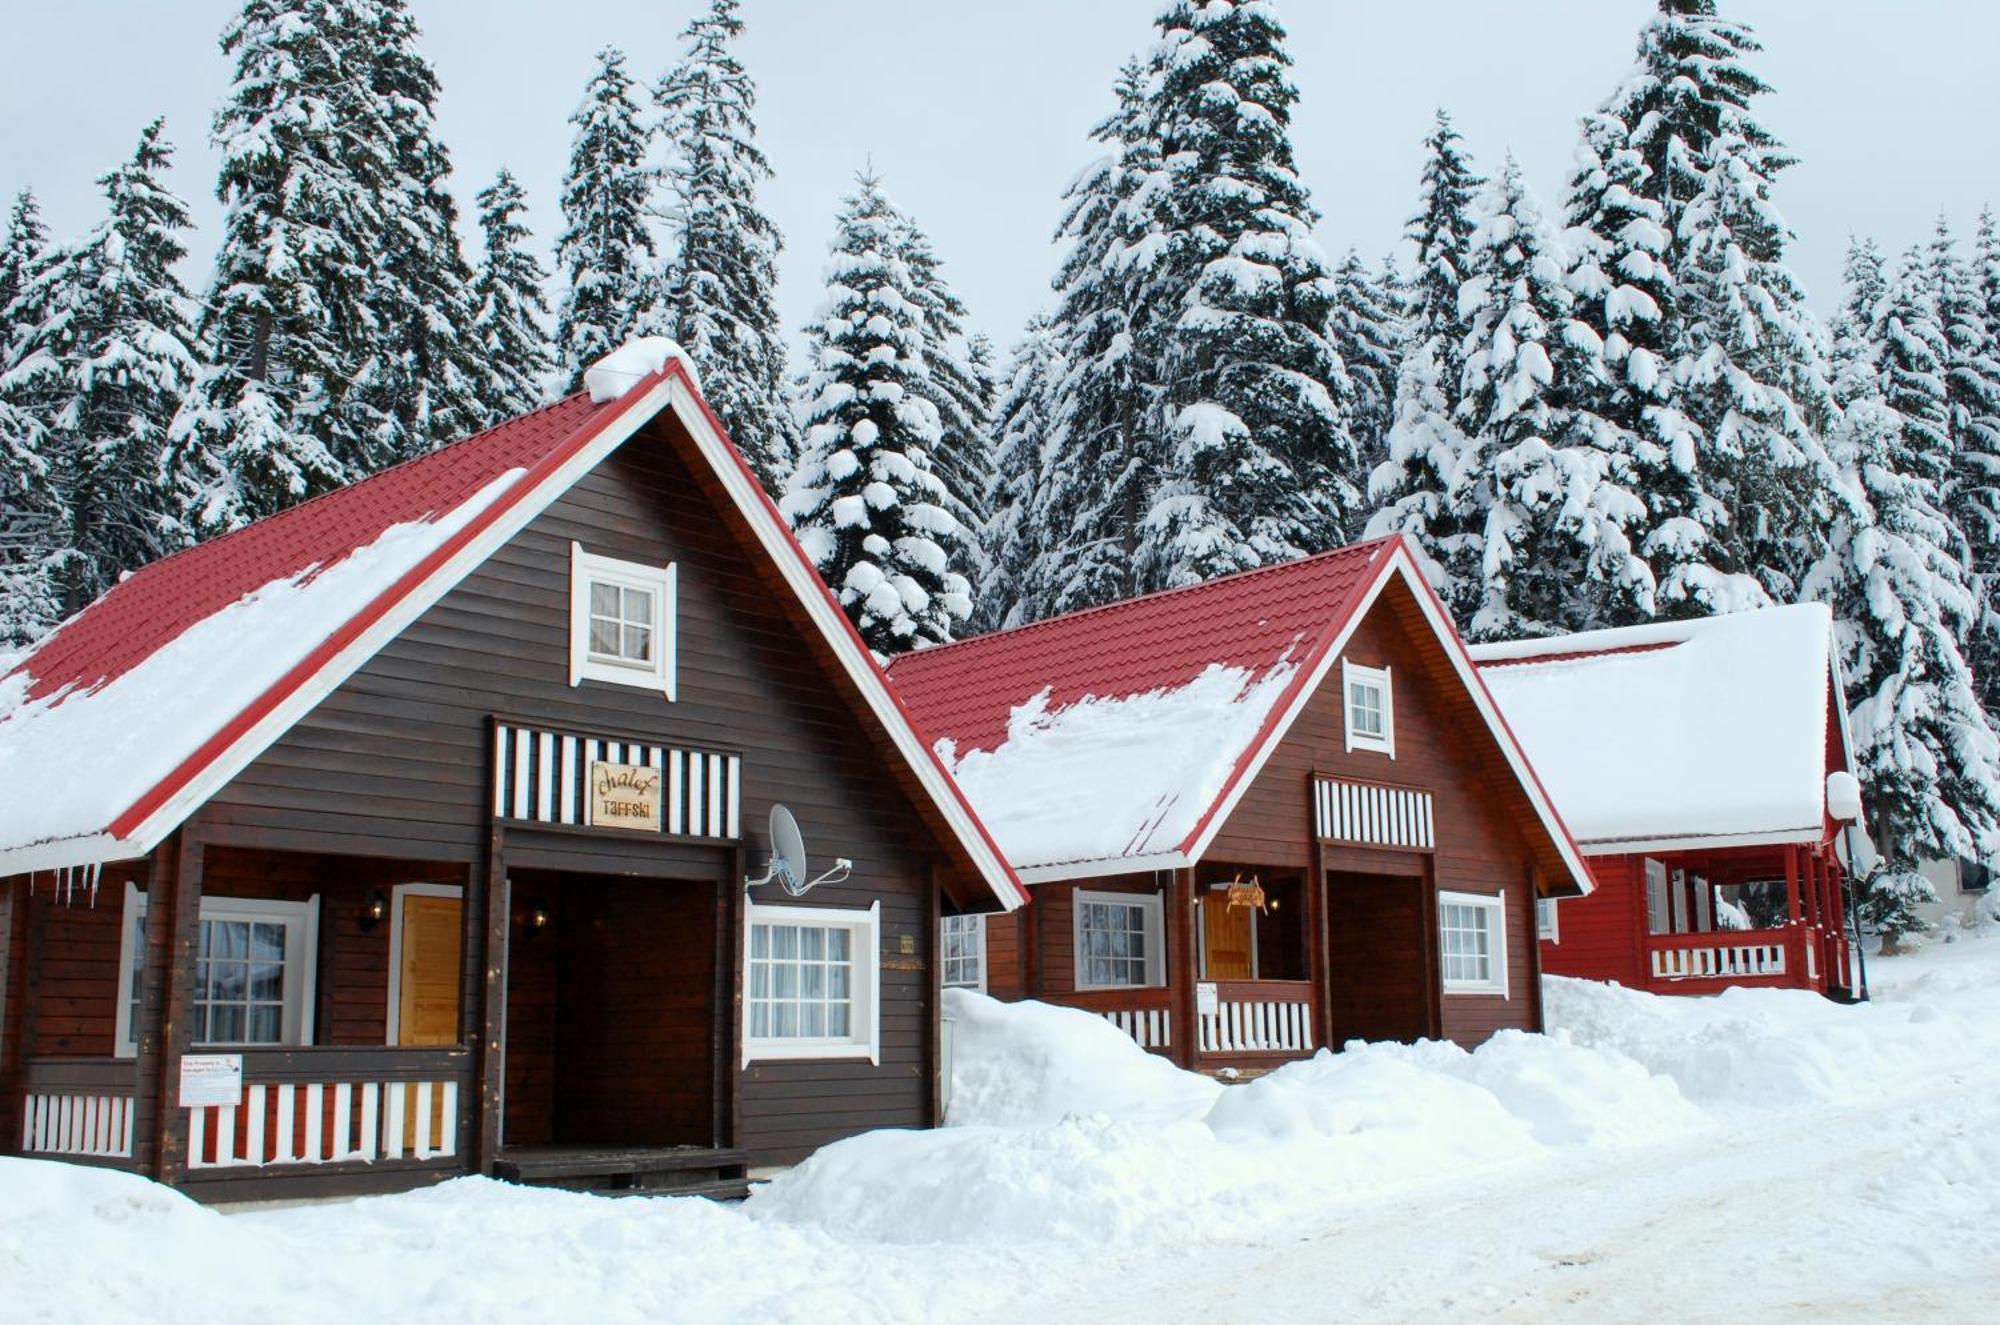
[
  {"xmin": 590, "ymin": 582, "xmax": 619, "ymax": 616},
  {"xmin": 622, "ymin": 624, "xmax": 652, "ymax": 662}
]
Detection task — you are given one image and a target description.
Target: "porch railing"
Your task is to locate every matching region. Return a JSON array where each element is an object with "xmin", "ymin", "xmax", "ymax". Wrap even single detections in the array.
[
  {"xmin": 1198, "ymin": 980, "xmax": 1315, "ymax": 1056},
  {"xmin": 1646, "ymin": 929, "xmax": 1788, "ymax": 981},
  {"xmin": 184, "ymin": 1046, "xmax": 471, "ymax": 1172},
  {"xmin": 20, "ymin": 1057, "xmax": 134, "ymax": 1161},
  {"xmin": 1058, "ymin": 987, "xmax": 1174, "ymax": 1051}
]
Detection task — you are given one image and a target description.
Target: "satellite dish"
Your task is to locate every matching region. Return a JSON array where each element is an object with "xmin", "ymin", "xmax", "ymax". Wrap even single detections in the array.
[{"xmin": 745, "ymin": 804, "xmax": 853, "ymax": 897}]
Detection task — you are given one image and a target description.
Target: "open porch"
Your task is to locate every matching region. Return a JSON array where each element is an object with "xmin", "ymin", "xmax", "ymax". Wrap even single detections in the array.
[{"xmin": 1623, "ymin": 842, "xmax": 1854, "ymax": 998}]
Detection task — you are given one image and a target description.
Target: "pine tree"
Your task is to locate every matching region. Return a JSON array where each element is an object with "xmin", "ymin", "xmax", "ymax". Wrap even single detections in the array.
[
  {"xmin": 555, "ymin": 48, "xmax": 658, "ymax": 393},
  {"xmin": 1562, "ymin": 106, "xmax": 1714, "ymax": 616},
  {"xmin": 1967, "ymin": 208, "xmax": 2000, "ymax": 721},
  {"xmin": 1033, "ymin": 58, "xmax": 1161, "ymax": 619},
  {"xmin": 1329, "ymin": 248, "xmax": 1402, "ymax": 469},
  {"xmin": 977, "ymin": 313, "xmax": 1065, "ymax": 633},
  {"xmin": 1927, "ymin": 216, "xmax": 2000, "ymax": 715},
  {"xmin": 469, "ymin": 170, "xmax": 554, "ymax": 424},
  {"xmin": 166, "ymin": 0, "xmax": 370, "ymax": 536},
  {"xmin": 1367, "ymin": 110, "xmax": 1482, "ymax": 590},
  {"xmin": 651, "ymin": 0, "xmax": 796, "ymax": 487},
  {"xmin": 0, "ymin": 398, "xmax": 59, "ymax": 646},
  {"xmin": 0, "ymin": 190, "xmax": 49, "ymax": 363},
  {"xmin": 2, "ymin": 122, "xmax": 201, "ymax": 615},
  {"xmin": 1807, "ymin": 244, "xmax": 2000, "ymax": 941},
  {"xmin": 343, "ymin": 0, "xmax": 486, "ymax": 465},
  {"xmin": 781, "ymin": 174, "xmax": 974, "ymax": 653},
  {"xmin": 1450, "ymin": 158, "xmax": 1653, "ymax": 639},
  {"xmin": 1137, "ymin": 0, "xmax": 1359, "ymax": 587}
]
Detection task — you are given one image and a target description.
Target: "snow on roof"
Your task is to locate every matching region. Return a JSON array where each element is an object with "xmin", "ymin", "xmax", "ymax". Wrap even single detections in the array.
[
  {"xmin": 1467, "ymin": 603, "xmax": 1840, "ymax": 851},
  {"xmin": 0, "ymin": 349, "xmax": 1025, "ymax": 908},
  {"xmin": 890, "ymin": 543, "xmax": 1390, "ymax": 876}
]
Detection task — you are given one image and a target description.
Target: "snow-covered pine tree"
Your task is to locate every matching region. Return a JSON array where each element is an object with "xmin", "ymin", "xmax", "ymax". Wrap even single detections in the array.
[
  {"xmin": 469, "ymin": 170, "xmax": 554, "ymax": 424},
  {"xmin": 1562, "ymin": 106, "xmax": 1716, "ymax": 618},
  {"xmin": 1032, "ymin": 58, "xmax": 1161, "ymax": 620},
  {"xmin": 0, "ymin": 190, "xmax": 49, "ymax": 363},
  {"xmin": 1, "ymin": 121, "xmax": 201, "ymax": 615},
  {"xmin": 1367, "ymin": 110, "xmax": 1482, "ymax": 592},
  {"xmin": 166, "ymin": 0, "xmax": 368, "ymax": 536},
  {"xmin": 976, "ymin": 313, "xmax": 1065, "ymax": 633},
  {"xmin": 781, "ymin": 174, "xmax": 974, "ymax": 654},
  {"xmin": 1449, "ymin": 158, "xmax": 1653, "ymax": 639},
  {"xmin": 1593, "ymin": 0, "xmax": 1839, "ymax": 609},
  {"xmin": 1807, "ymin": 242, "xmax": 2000, "ymax": 941},
  {"xmin": 342, "ymin": 0, "xmax": 486, "ymax": 465},
  {"xmin": 555, "ymin": 48, "xmax": 658, "ymax": 393},
  {"xmin": 891, "ymin": 208, "xmax": 992, "ymax": 585},
  {"xmin": 0, "ymin": 398, "xmax": 58, "ymax": 646},
  {"xmin": 1138, "ymin": 0, "xmax": 1359, "ymax": 588},
  {"xmin": 1967, "ymin": 208, "xmax": 2000, "ymax": 722},
  {"xmin": 1329, "ymin": 248, "xmax": 1402, "ymax": 471},
  {"xmin": 651, "ymin": 0, "xmax": 796, "ymax": 488}
]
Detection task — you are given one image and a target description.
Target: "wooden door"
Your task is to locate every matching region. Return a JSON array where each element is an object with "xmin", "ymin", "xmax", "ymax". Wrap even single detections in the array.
[
  {"xmin": 397, "ymin": 892, "xmax": 462, "ymax": 1149},
  {"xmin": 1201, "ymin": 897, "xmax": 1255, "ymax": 980}
]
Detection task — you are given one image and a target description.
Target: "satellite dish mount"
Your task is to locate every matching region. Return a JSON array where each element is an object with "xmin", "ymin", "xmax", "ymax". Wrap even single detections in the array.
[{"xmin": 745, "ymin": 804, "xmax": 853, "ymax": 898}]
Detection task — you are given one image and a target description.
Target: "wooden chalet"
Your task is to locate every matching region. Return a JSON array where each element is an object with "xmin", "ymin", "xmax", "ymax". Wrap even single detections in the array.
[
  {"xmin": 1469, "ymin": 603, "xmax": 1860, "ymax": 999},
  {"xmin": 0, "ymin": 342, "xmax": 1023, "ymax": 1202},
  {"xmin": 889, "ymin": 536, "xmax": 1595, "ymax": 1072}
]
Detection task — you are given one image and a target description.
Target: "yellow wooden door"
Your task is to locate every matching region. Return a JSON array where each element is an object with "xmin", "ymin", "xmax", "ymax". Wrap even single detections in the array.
[
  {"xmin": 1202, "ymin": 897, "xmax": 1255, "ymax": 980},
  {"xmin": 397, "ymin": 893, "xmax": 462, "ymax": 1150}
]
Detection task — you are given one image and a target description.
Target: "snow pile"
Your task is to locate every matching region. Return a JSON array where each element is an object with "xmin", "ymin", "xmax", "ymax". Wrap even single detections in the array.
[
  {"xmin": 0, "ymin": 469, "xmax": 524, "ymax": 855},
  {"xmin": 1470, "ymin": 602, "xmax": 1834, "ymax": 845},
  {"xmin": 1544, "ymin": 973, "xmax": 1969, "ymax": 1110},
  {"xmin": 940, "ymin": 659, "xmax": 1299, "ymax": 869},
  {"xmin": 582, "ymin": 336, "xmax": 698, "ymax": 403},
  {"xmin": 944, "ymin": 989, "xmax": 1220, "ymax": 1126}
]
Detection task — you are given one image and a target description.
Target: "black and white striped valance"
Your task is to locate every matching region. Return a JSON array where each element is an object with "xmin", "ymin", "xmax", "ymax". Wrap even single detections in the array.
[
  {"xmin": 492, "ymin": 722, "xmax": 741, "ymax": 840},
  {"xmin": 1315, "ymin": 777, "xmax": 1435, "ymax": 849}
]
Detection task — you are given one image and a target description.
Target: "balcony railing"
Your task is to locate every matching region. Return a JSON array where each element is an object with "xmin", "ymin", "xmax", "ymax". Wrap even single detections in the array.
[
  {"xmin": 1056, "ymin": 987, "xmax": 1175, "ymax": 1051},
  {"xmin": 1646, "ymin": 929, "xmax": 1788, "ymax": 981},
  {"xmin": 183, "ymin": 1045, "xmax": 471, "ymax": 1172},
  {"xmin": 19, "ymin": 1057, "xmax": 134, "ymax": 1161},
  {"xmin": 1197, "ymin": 980, "xmax": 1315, "ymax": 1056}
]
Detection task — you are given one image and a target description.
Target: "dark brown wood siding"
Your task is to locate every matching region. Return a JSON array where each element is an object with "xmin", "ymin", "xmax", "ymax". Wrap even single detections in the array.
[
  {"xmin": 197, "ymin": 418, "xmax": 969, "ymax": 1166},
  {"xmin": 1207, "ymin": 579, "xmax": 1552, "ymax": 1047}
]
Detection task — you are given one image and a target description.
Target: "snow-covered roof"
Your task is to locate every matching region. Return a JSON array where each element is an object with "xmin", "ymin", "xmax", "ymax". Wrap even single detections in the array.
[
  {"xmin": 890, "ymin": 538, "xmax": 1593, "ymax": 893},
  {"xmin": 0, "ymin": 346, "xmax": 1025, "ymax": 910},
  {"xmin": 1467, "ymin": 603, "xmax": 1845, "ymax": 853}
]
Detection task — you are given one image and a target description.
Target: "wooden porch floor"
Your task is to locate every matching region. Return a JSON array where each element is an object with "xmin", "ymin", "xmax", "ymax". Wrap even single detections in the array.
[{"xmin": 493, "ymin": 1145, "xmax": 750, "ymax": 1200}]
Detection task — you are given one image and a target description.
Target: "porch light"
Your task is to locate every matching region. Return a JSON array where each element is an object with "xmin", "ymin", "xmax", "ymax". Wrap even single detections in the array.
[
  {"xmin": 359, "ymin": 890, "xmax": 388, "ymax": 932},
  {"xmin": 524, "ymin": 901, "xmax": 551, "ymax": 936}
]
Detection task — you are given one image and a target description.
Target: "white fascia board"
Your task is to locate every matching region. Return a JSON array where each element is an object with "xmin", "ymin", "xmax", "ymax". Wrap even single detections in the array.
[
  {"xmin": 1578, "ymin": 826, "xmax": 1826, "ymax": 857},
  {"xmin": 663, "ymin": 378, "xmax": 1025, "ymax": 912},
  {"xmin": 0, "ymin": 831, "xmax": 146, "ymax": 876},
  {"xmin": 1014, "ymin": 850, "xmax": 1191, "ymax": 885}
]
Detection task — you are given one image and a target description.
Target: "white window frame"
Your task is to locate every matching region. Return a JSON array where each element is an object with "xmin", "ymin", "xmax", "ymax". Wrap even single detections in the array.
[
  {"xmin": 1343, "ymin": 659, "xmax": 1395, "ymax": 757},
  {"xmin": 114, "ymin": 882, "xmax": 321, "ymax": 1057},
  {"xmin": 742, "ymin": 899, "xmax": 880, "ymax": 1066},
  {"xmin": 384, "ymin": 882, "xmax": 465, "ymax": 1044},
  {"xmin": 1536, "ymin": 895, "xmax": 1560, "ymax": 944},
  {"xmin": 569, "ymin": 542, "xmax": 677, "ymax": 698},
  {"xmin": 940, "ymin": 913, "xmax": 987, "ymax": 992},
  {"xmin": 1438, "ymin": 888, "xmax": 1509, "ymax": 998},
  {"xmin": 1072, "ymin": 889, "xmax": 1166, "ymax": 991}
]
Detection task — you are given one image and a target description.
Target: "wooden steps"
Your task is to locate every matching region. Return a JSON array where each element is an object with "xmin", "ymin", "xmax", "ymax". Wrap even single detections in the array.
[{"xmin": 494, "ymin": 1145, "xmax": 750, "ymax": 1200}]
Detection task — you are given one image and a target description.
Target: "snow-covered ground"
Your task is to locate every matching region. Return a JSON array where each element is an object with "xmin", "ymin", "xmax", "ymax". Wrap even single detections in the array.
[{"xmin": 7, "ymin": 936, "xmax": 2000, "ymax": 1324}]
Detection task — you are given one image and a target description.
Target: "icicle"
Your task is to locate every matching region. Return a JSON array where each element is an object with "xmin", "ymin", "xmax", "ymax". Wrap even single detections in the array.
[{"xmin": 88, "ymin": 861, "xmax": 101, "ymax": 908}]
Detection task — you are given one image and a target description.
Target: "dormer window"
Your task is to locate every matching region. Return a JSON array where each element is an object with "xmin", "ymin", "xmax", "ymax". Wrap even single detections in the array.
[
  {"xmin": 570, "ymin": 543, "xmax": 677, "ymax": 697},
  {"xmin": 1343, "ymin": 660, "xmax": 1394, "ymax": 756}
]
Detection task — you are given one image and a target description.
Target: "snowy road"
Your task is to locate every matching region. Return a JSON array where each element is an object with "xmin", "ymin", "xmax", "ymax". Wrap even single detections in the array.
[{"xmin": 7, "ymin": 939, "xmax": 1999, "ymax": 1324}]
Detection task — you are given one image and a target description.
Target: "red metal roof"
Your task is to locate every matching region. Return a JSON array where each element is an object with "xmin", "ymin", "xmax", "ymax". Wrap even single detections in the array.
[
  {"xmin": 10, "ymin": 393, "xmax": 611, "ymax": 703},
  {"xmin": 889, "ymin": 538, "xmax": 1393, "ymax": 773}
]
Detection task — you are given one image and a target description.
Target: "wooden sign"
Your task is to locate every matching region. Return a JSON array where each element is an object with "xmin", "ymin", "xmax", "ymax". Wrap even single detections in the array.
[
  {"xmin": 1224, "ymin": 876, "xmax": 1267, "ymax": 913},
  {"xmin": 588, "ymin": 759, "xmax": 663, "ymax": 832},
  {"xmin": 178, "ymin": 1053, "xmax": 243, "ymax": 1108}
]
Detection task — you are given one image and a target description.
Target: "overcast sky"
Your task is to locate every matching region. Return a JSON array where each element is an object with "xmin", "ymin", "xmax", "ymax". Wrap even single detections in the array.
[{"xmin": 3, "ymin": 1, "xmax": 1996, "ymax": 355}]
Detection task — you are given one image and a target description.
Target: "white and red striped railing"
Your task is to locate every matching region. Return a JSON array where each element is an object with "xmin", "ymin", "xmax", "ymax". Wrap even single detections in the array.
[
  {"xmin": 182, "ymin": 1046, "xmax": 471, "ymax": 1172},
  {"xmin": 1100, "ymin": 1006, "xmax": 1172, "ymax": 1049},
  {"xmin": 18, "ymin": 1058, "xmax": 134, "ymax": 1160},
  {"xmin": 1647, "ymin": 933, "xmax": 1787, "ymax": 981},
  {"xmin": 1198, "ymin": 982, "xmax": 1315, "ymax": 1056}
]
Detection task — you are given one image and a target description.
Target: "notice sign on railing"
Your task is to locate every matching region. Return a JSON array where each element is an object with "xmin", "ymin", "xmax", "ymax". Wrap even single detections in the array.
[
  {"xmin": 588, "ymin": 759, "xmax": 664, "ymax": 832},
  {"xmin": 178, "ymin": 1054, "xmax": 243, "ymax": 1108}
]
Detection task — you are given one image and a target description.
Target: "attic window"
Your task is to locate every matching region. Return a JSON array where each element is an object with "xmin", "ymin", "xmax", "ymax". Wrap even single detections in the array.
[
  {"xmin": 1343, "ymin": 660, "xmax": 1394, "ymax": 757},
  {"xmin": 569, "ymin": 543, "xmax": 677, "ymax": 697}
]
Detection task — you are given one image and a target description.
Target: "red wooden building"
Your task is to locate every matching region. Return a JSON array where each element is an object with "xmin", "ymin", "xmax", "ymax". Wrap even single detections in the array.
[
  {"xmin": 890, "ymin": 536, "xmax": 1595, "ymax": 1072},
  {"xmin": 0, "ymin": 343, "xmax": 1023, "ymax": 1201},
  {"xmin": 1469, "ymin": 604, "xmax": 1860, "ymax": 998}
]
